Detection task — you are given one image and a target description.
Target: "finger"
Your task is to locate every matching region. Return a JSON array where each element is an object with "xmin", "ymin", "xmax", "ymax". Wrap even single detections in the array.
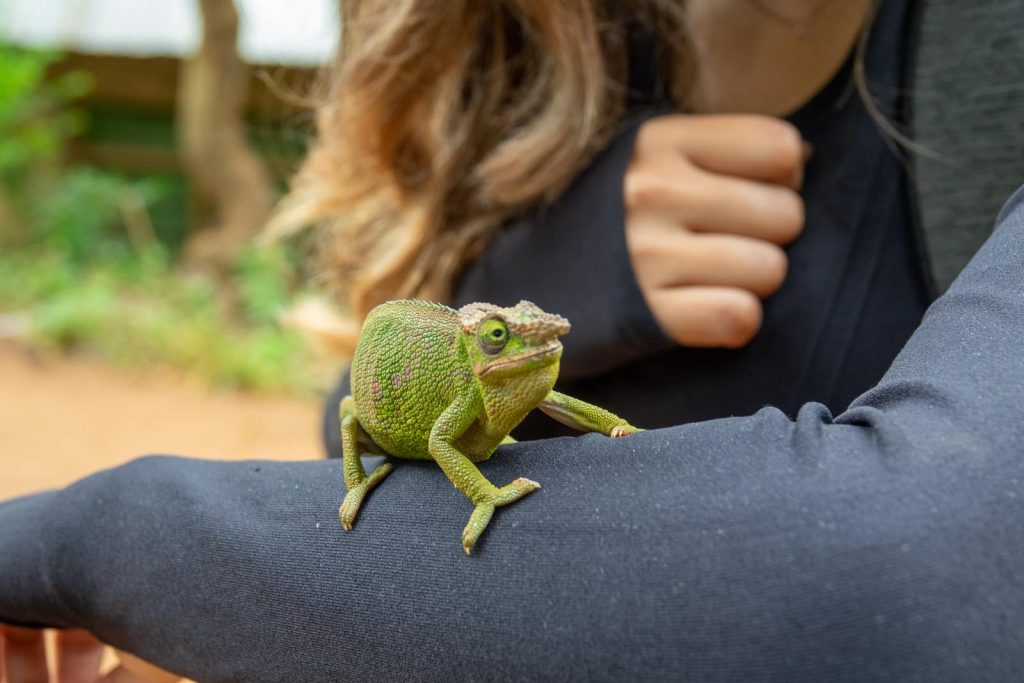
[
  {"xmin": 686, "ymin": 173, "xmax": 804, "ymax": 245},
  {"xmin": 101, "ymin": 651, "xmax": 180, "ymax": 683},
  {"xmin": 648, "ymin": 114, "xmax": 806, "ymax": 189},
  {"xmin": 627, "ymin": 166, "xmax": 804, "ymax": 245},
  {"xmin": 646, "ymin": 286, "xmax": 763, "ymax": 348},
  {"xmin": 56, "ymin": 629, "xmax": 105, "ymax": 683},
  {"xmin": 1, "ymin": 626, "xmax": 48, "ymax": 683},
  {"xmin": 99, "ymin": 666, "xmax": 157, "ymax": 683},
  {"xmin": 630, "ymin": 227, "xmax": 788, "ymax": 297},
  {"xmin": 99, "ymin": 666, "xmax": 178, "ymax": 683}
]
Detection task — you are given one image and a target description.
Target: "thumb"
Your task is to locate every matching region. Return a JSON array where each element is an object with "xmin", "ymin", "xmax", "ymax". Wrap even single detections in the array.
[{"xmin": 106, "ymin": 649, "xmax": 183, "ymax": 682}]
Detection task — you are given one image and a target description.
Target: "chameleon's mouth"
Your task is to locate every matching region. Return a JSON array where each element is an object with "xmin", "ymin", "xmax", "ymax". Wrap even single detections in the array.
[{"xmin": 476, "ymin": 340, "xmax": 562, "ymax": 377}]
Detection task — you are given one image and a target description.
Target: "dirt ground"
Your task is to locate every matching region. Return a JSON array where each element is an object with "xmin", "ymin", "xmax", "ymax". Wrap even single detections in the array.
[
  {"xmin": 0, "ymin": 344, "xmax": 327, "ymax": 500},
  {"xmin": 0, "ymin": 345, "xmax": 333, "ymax": 679}
]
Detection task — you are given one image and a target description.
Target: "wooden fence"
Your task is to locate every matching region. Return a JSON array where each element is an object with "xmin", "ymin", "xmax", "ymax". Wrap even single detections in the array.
[{"xmin": 50, "ymin": 52, "xmax": 319, "ymax": 175}]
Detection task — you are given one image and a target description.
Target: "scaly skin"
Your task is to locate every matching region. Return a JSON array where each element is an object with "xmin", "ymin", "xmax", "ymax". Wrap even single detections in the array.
[{"xmin": 339, "ymin": 299, "xmax": 642, "ymax": 554}]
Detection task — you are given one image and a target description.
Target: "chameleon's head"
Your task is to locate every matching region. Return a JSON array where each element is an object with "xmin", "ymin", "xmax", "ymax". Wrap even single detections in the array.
[{"xmin": 457, "ymin": 300, "xmax": 570, "ymax": 380}]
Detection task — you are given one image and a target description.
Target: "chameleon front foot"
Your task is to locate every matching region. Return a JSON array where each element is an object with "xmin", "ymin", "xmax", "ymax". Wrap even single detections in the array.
[
  {"xmin": 339, "ymin": 462, "xmax": 394, "ymax": 531},
  {"xmin": 462, "ymin": 478, "xmax": 541, "ymax": 555}
]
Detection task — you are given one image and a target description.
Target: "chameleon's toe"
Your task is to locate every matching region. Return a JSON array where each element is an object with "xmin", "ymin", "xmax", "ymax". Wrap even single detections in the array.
[
  {"xmin": 338, "ymin": 491, "xmax": 360, "ymax": 531},
  {"xmin": 462, "ymin": 477, "xmax": 541, "ymax": 555},
  {"xmin": 338, "ymin": 462, "xmax": 394, "ymax": 531},
  {"xmin": 494, "ymin": 477, "xmax": 541, "ymax": 503},
  {"xmin": 610, "ymin": 424, "xmax": 643, "ymax": 438},
  {"xmin": 462, "ymin": 502, "xmax": 495, "ymax": 555}
]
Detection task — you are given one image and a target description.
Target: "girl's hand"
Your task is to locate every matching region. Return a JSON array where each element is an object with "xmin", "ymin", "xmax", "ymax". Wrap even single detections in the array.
[
  {"xmin": 625, "ymin": 114, "xmax": 807, "ymax": 348},
  {"xmin": 1, "ymin": 625, "xmax": 180, "ymax": 683}
]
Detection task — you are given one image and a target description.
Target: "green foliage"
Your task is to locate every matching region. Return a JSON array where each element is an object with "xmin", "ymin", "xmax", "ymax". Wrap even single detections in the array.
[
  {"xmin": 0, "ymin": 47, "xmax": 176, "ymax": 261},
  {"xmin": 28, "ymin": 167, "xmax": 175, "ymax": 262},
  {"xmin": 234, "ymin": 243, "xmax": 297, "ymax": 326},
  {"xmin": 0, "ymin": 245, "xmax": 322, "ymax": 393},
  {"xmin": 0, "ymin": 46, "xmax": 90, "ymax": 176},
  {"xmin": 0, "ymin": 47, "xmax": 325, "ymax": 395}
]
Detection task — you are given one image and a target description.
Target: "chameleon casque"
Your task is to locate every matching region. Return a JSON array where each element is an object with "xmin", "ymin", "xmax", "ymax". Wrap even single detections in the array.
[{"xmin": 339, "ymin": 299, "xmax": 642, "ymax": 554}]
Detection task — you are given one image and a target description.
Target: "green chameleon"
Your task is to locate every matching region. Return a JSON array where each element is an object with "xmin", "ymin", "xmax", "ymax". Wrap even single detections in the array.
[{"xmin": 338, "ymin": 299, "xmax": 642, "ymax": 554}]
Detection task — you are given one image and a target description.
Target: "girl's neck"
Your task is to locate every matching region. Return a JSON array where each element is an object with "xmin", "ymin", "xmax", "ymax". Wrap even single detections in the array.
[{"xmin": 686, "ymin": 0, "xmax": 875, "ymax": 116}]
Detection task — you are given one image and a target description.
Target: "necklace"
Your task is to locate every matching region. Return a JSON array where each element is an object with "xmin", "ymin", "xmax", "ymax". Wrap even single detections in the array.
[{"xmin": 745, "ymin": 0, "xmax": 842, "ymax": 38}]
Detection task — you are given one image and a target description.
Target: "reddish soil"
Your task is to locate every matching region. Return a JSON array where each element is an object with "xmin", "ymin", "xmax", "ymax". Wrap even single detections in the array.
[
  {"xmin": 0, "ymin": 345, "xmax": 333, "ymax": 679},
  {"xmin": 0, "ymin": 345, "xmax": 326, "ymax": 500}
]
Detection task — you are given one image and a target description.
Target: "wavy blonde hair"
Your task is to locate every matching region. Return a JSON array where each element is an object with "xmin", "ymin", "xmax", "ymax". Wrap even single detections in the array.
[{"xmin": 269, "ymin": 1, "xmax": 692, "ymax": 336}]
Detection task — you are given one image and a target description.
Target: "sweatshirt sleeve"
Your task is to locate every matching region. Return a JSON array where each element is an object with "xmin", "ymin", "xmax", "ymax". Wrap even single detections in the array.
[
  {"xmin": 322, "ymin": 116, "xmax": 672, "ymax": 456},
  {"xmin": 2, "ymin": 188, "xmax": 1023, "ymax": 681},
  {"xmin": 453, "ymin": 116, "xmax": 675, "ymax": 381}
]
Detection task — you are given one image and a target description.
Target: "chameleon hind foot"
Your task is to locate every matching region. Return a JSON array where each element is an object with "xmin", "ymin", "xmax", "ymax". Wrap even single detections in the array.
[
  {"xmin": 462, "ymin": 477, "xmax": 541, "ymax": 555},
  {"xmin": 339, "ymin": 462, "xmax": 394, "ymax": 531}
]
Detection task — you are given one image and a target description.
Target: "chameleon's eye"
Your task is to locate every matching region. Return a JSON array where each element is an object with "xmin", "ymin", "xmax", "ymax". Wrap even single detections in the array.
[{"xmin": 478, "ymin": 318, "xmax": 508, "ymax": 355}]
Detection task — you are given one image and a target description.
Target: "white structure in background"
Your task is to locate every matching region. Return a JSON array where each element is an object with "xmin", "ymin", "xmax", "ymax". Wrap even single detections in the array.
[{"xmin": 0, "ymin": 0, "xmax": 339, "ymax": 65}]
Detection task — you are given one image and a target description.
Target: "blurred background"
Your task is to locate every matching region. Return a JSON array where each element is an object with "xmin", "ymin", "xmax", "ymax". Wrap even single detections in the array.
[{"xmin": 0, "ymin": 0, "xmax": 346, "ymax": 499}]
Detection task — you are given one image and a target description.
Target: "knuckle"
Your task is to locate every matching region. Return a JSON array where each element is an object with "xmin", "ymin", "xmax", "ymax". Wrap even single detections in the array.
[
  {"xmin": 623, "ymin": 171, "xmax": 667, "ymax": 211},
  {"xmin": 718, "ymin": 293, "xmax": 763, "ymax": 347},
  {"xmin": 625, "ymin": 226, "xmax": 663, "ymax": 261},
  {"xmin": 622, "ymin": 172, "xmax": 646, "ymax": 211},
  {"xmin": 636, "ymin": 117, "xmax": 662, "ymax": 142},
  {"xmin": 646, "ymin": 290, "xmax": 683, "ymax": 340},
  {"xmin": 635, "ymin": 115, "xmax": 681, "ymax": 150}
]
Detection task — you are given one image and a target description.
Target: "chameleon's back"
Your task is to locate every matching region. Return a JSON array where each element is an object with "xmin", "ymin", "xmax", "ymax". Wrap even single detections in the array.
[{"xmin": 351, "ymin": 300, "xmax": 472, "ymax": 459}]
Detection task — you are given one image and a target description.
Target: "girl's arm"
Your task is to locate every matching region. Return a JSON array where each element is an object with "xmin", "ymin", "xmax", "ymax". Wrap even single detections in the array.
[{"xmin": 2, "ymin": 188, "xmax": 1023, "ymax": 681}]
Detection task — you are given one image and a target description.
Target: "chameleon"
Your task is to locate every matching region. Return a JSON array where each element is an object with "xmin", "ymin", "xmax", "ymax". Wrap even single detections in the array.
[{"xmin": 338, "ymin": 299, "xmax": 642, "ymax": 554}]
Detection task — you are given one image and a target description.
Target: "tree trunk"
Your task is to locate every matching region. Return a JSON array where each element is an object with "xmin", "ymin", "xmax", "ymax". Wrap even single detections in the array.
[{"xmin": 178, "ymin": 0, "xmax": 274, "ymax": 270}]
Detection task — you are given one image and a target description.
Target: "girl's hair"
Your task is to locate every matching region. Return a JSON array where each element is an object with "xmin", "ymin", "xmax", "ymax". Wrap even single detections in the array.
[{"xmin": 268, "ymin": 1, "xmax": 692, "ymax": 328}]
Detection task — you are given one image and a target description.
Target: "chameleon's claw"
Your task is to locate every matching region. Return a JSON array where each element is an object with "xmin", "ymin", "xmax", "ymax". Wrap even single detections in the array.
[
  {"xmin": 339, "ymin": 462, "xmax": 394, "ymax": 531},
  {"xmin": 462, "ymin": 478, "xmax": 541, "ymax": 555},
  {"xmin": 339, "ymin": 494, "xmax": 358, "ymax": 531},
  {"xmin": 610, "ymin": 424, "xmax": 642, "ymax": 438}
]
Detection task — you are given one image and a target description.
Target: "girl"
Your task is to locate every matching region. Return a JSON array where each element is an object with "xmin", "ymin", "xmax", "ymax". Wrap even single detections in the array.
[{"xmin": 3, "ymin": 1, "xmax": 1023, "ymax": 680}]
